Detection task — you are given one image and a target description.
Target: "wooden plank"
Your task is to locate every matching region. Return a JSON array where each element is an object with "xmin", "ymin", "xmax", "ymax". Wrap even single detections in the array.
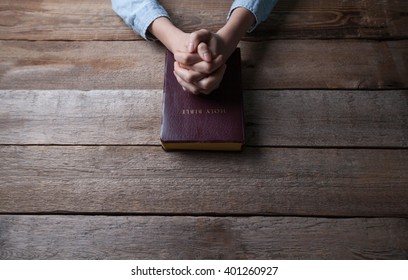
[
  {"xmin": 1, "ymin": 146, "xmax": 407, "ymax": 216},
  {"xmin": 0, "ymin": 40, "xmax": 165, "ymax": 90},
  {"xmin": 0, "ymin": 0, "xmax": 141, "ymax": 41},
  {"xmin": 1, "ymin": 40, "xmax": 407, "ymax": 90},
  {"xmin": 244, "ymin": 90, "xmax": 408, "ymax": 147},
  {"xmin": 0, "ymin": 0, "xmax": 406, "ymax": 41},
  {"xmin": 1, "ymin": 90, "xmax": 407, "ymax": 147},
  {"xmin": 388, "ymin": 41, "xmax": 408, "ymax": 84},
  {"xmin": 240, "ymin": 40, "xmax": 408, "ymax": 90},
  {"xmin": 0, "ymin": 215, "xmax": 406, "ymax": 259},
  {"xmin": 0, "ymin": 90, "xmax": 162, "ymax": 145},
  {"xmin": 256, "ymin": 0, "xmax": 408, "ymax": 40}
]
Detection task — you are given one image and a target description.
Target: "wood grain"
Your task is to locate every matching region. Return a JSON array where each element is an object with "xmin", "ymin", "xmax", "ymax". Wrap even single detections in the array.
[
  {"xmin": 0, "ymin": 0, "xmax": 406, "ymax": 41},
  {"xmin": 0, "ymin": 40, "xmax": 165, "ymax": 90},
  {"xmin": 1, "ymin": 90, "xmax": 407, "ymax": 147},
  {"xmin": 1, "ymin": 146, "xmax": 407, "ymax": 216},
  {"xmin": 1, "ymin": 0, "xmax": 407, "ymax": 262},
  {"xmin": 1, "ymin": 40, "xmax": 407, "ymax": 90},
  {"xmin": 0, "ymin": 215, "xmax": 406, "ymax": 259},
  {"xmin": 256, "ymin": 0, "xmax": 408, "ymax": 40},
  {"xmin": 244, "ymin": 90, "xmax": 408, "ymax": 147},
  {"xmin": 0, "ymin": 90, "xmax": 162, "ymax": 145},
  {"xmin": 0, "ymin": 0, "xmax": 134, "ymax": 41},
  {"xmin": 240, "ymin": 40, "xmax": 408, "ymax": 90}
]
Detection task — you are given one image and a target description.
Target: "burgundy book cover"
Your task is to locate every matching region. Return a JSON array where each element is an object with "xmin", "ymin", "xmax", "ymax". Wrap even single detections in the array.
[{"xmin": 160, "ymin": 48, "xmax": 245, "ymax": 151}]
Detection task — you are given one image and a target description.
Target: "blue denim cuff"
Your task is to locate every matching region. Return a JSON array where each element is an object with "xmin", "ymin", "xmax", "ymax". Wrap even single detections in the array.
[
  {"xmin": 134, "ymin": 3, "xmax": 170, "ymax": 41},
  {"xmin": 112, "ymin": 0, "xmax": 170, "ymax": 41},
  {"xmin": 228, "ymin": 0, "xmax": 278, "ymax": 32}
]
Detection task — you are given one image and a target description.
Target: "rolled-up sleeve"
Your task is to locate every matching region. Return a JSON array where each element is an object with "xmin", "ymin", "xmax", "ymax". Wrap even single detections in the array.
[
  {"xmin": 228, "ymin": 0, "xmax": 278, "ymax": 32},
  {"xmin": 112, "ymin": 0, "xmax": 169, "ymax": 40}
]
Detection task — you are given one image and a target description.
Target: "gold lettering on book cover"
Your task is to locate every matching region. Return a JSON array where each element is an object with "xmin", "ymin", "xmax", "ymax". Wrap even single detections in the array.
[
  {"xmin": 182, "ymin": 108, "xmax": 227, "ymax": 115},
  {"xmin": 182, "ymin": 109, "xmax": 203, "ymax": 115},
  {"xmin": 206, "ymin": 108, "xmax": 227, "ymax": 114}
]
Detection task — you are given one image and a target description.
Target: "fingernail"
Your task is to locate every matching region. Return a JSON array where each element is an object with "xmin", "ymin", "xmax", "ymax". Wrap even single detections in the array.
[{"xmin": 203, "ymin": 52, "xmax": 211, "ymax": 61}]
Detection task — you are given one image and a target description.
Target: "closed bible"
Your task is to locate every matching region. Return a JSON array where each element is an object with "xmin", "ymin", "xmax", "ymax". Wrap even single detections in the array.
[{"xmin": 160, "ymin": 48, "xmax": 245, "ymax": 151}]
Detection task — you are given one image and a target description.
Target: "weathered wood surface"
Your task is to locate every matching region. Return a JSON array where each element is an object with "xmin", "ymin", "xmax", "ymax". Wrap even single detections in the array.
[
  {"xmin": 1, "ymin": 146, "xmax": 407, "ymax": 216},
  {"xmin": 0, "ymin": 216, "xmax": 407, "ymax": 259},
  {"xmin": 1, "ymin": 0, "xmax": 407, "ymax": 261},
  {"xmin": 1, "ymin": 90, "xmax": 407, "ymax": 147},
  {"xmin": 1, "ymin": 40, "xmax": 407, "ymax": 90},
  {"xmin": 0, "ymin": 90, "xmax": 162, "ymax": 145},
  {"xmin": 244, "ymin": 90, "xmax": 408, "ymax": 147},
  {"xmin": 0, "ymin": 0, "xmax": 407, "ymax": 41}
]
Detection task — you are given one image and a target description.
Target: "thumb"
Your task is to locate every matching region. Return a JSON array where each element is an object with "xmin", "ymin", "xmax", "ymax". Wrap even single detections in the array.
[
  {"xmin": 197, "ymin": 42, "xmax": 212, "ymax": 62},
  {"xmin": 188, "ymin": 29, "xmax": 212, "ymax": 53}
]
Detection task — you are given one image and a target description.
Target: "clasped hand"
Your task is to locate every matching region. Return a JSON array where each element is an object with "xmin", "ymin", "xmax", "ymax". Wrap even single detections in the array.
[{"xmin": 173, "ymin": 29, "xmax": 228, "ymax": 95}]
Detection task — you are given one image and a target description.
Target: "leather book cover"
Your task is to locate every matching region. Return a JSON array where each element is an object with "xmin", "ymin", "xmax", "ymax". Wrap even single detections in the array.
[{"xmin": 160, "ymin": 48, "xmax": 245, "ymax": 151}]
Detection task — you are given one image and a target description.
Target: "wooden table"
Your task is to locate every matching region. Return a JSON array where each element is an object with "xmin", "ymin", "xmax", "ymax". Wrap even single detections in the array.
[{"xmin": 1, "ymin": 0, "xmax": 407, "ymax": 259}]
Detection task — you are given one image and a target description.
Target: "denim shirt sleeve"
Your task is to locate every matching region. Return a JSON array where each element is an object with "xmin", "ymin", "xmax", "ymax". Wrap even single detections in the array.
[
  {"xmin": 228, "ymin": 0, "xmax": 278, "ymax": 32},
  {"xmin": 112, "ymin": 0, "xmax": 169, "ymax": 40}
]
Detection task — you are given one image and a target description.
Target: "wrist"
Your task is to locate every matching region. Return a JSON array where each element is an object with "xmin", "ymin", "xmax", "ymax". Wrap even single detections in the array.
[
  {"xmin": 217, "ymin": 7, "xmax": 255, "ymax": 57},
  {"xmin": 149, "ymin": 17, "xmax": 186, "ymax": 53}
]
